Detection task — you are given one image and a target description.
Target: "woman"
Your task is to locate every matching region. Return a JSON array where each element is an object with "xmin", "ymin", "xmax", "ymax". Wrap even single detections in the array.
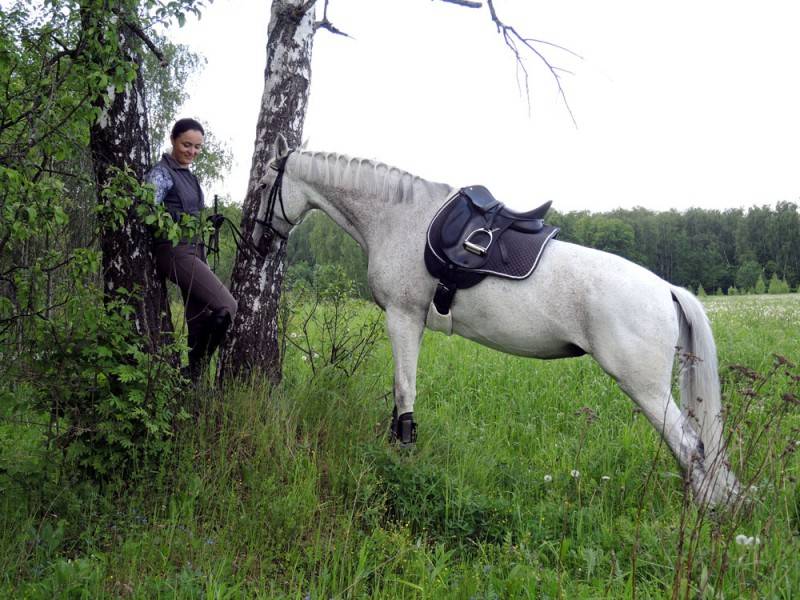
[{"xmin": 147, "ymin": 118, "xmax": 237, "ymax": 381}]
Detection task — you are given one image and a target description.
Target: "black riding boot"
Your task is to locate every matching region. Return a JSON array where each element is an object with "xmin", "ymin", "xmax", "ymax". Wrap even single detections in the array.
[
  {"xmin": 186, "ymin": 326, "xmax": 212, "ymax": 383},
  {"xmin": 185, "ymin": 309, "xmax": 232, "ymax": 383},
  {"xmin": 204, "ymin": 309, "xmax": 232, "ymax": 362}
]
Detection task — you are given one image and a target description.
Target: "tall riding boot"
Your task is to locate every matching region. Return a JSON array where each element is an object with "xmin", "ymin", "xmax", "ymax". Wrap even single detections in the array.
[
  {"xmin": 184, "ymin": 309, "xmax": 231, "ymax": 384},
  {"xmin": 204, "ymin": 309, "xmax": 232, "ymax": 361},
  {"xmin": 186, "ymin": 323, "xmax": 213, "ymax": 383}
]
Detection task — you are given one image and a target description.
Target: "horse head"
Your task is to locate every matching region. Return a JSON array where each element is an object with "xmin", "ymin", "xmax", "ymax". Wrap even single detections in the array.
[{"xmin": 252, "ymin": 134, "xmax": 307, "ymax": 253}]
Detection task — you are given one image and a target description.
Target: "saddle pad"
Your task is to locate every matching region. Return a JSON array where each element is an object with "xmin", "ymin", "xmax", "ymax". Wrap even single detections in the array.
[{"xmin": 426, "ymin": 191, "xmax": 560, "ymax": 282}]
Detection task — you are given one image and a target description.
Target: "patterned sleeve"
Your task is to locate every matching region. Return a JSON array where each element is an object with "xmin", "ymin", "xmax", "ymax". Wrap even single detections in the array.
[{"xmin": 145, "ymin": 165, "xmax": 173, "ymax": 204}]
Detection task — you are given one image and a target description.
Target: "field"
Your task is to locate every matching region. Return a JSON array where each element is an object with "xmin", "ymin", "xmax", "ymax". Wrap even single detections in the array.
[{"xmin": 1, "ymin": 294, "xmax": 798, "ymax": 598}]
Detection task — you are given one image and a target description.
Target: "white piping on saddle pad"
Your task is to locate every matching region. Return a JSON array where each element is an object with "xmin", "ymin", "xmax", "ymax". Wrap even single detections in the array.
[{"xmin": 425, "ymin": 301, "xmax": 453, "ymax": 335}]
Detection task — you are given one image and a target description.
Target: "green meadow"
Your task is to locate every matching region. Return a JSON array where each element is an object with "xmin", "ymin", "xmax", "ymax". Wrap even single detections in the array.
[{"xmin": 1, "ymin": 293, "xmax": 798, "ymax": 598}]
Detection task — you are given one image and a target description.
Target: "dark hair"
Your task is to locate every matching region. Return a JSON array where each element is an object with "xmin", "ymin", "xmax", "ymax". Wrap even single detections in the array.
[{"xmin": 171, "ymin": 118, "xmax": 205, "ymax": 139}]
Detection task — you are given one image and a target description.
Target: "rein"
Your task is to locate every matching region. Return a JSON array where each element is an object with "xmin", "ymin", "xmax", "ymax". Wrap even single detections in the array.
[
  {"xmin": 254, "ymin": 152, "xmax": 294, "ymax": 241},
  {"xmin": 206, "ymin": 152, "xmax": 294, "ymax": 265}
]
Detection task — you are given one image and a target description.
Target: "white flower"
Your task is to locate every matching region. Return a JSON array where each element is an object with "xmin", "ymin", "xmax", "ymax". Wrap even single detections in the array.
[
  {"xmin": 290, "ymin": 332, "xmax": 298, "ymax": 339},
  {"xmin": 543, "ymin": 474, "xmax": 552, "ymax": 483},
  {"xmin": 313, "ymin": 352, "xmax": 320, "ymax": 359},
  {"xmin": 570, "ymin": 469, "xmax": 580, "ymax": 479},
  {"xmin": 735, "ymin": 534, "xmax": 760, "ymax": 546},
  {"xmin": 601, "ymin": 475, "xmax": 611, "ymax": 481},
  {"xmin": 301, "ymin": 355, "xmax": 308, "ymax": 361}
]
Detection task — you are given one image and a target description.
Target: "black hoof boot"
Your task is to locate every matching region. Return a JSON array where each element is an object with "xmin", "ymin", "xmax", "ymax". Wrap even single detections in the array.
[{"xmin": 389, "ymin": 406, "xmax": 417, "ymax": 446}]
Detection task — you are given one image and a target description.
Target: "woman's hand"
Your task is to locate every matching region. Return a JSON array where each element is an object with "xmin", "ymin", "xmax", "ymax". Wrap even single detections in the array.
[{"xmin": 207, "ymin": 213, "xmax": 225, "ymax": 229}]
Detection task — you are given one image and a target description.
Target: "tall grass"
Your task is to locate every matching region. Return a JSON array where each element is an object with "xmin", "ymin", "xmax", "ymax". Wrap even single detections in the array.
[{"xmin": 1, "ymin": 295, "xmax": 798, "ymax": 598}]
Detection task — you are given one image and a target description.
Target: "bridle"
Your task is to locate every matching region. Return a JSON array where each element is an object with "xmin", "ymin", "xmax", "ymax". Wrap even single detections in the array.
[{"xmin": 255, "ymin": 151, "xmax": 294, "ymax": 240}]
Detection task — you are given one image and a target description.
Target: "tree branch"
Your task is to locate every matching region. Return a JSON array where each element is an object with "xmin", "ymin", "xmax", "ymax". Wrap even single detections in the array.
[
  {"xmin": 315, "ymin": 0, "xmax": 352, "ymax": 38},
  {"xmin": 123, "ymin": 20, "xmax": 167, "ymax": 66},
  {"xmin": 438, "ymin": 0, "xmax": 483, "ymax": 8},
  {"xmin": 485, "ymin": 0, "xmax": 581, "ymax": 126}
]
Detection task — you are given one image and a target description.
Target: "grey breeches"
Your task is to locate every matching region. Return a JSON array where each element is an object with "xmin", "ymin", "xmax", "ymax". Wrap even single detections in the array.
[{"xmin": 154, "ymin": 242, "xmax": 238, "ymax": 343}]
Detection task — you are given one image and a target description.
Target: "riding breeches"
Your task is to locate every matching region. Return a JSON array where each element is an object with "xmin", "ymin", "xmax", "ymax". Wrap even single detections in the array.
[{"xmin": 153, "ymin": 242, "xmax": 238, "ymax": 347}]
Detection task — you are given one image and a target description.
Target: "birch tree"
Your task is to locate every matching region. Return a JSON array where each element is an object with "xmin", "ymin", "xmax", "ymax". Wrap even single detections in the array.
[
  {"xmin": 86, "ymin": 14, "xmax": 172, "ymax": 352},
  {"xmin": 220, "ymin": 0, "xmax": 315, "ymax": 381}
]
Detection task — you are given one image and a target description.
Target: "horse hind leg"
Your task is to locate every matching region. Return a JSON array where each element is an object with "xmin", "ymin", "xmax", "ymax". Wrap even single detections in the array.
[{"xmin": 593, "ymin": 342, "xmax": 708, "ymax": 500}]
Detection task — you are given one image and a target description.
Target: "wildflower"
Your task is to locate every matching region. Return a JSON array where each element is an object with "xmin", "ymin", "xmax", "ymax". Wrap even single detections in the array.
[
  {"xmin": 301, "ymin": 355, "xmax": 308, "ymax": 361},
  {"xmin": 543, "ymin": 474, "xmax": 552, "ymax": 483},
  {"xmin": 570, "ymin": 469, "xmax": 580, "ymax": 479},
  {"xmin": 601, "ymin": 475, "xmax": 611, "ymax": 481},
  {"xmin": 735, "ymin": 534, "xmax": 761, "ymax": 546},
  {"xmin": 290, "ymin": 332, "xmax": 298, "ymax": 339}
]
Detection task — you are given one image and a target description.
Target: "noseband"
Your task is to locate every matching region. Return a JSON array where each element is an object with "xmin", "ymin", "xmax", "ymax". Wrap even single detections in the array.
[{"xmin": 255, "ymin": 151, "xmax": 294, "ymax": 240}]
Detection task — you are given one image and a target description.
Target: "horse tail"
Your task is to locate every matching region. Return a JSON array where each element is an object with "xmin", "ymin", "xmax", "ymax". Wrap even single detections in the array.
[{"xmin": 671, "ymin": 285, "xmax": 739, "ymax": 504}]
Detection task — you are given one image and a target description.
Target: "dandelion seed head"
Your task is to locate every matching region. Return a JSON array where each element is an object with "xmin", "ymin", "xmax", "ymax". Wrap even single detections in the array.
[
  {"xmin": 543, "ymin": 474, "xmax": 552, "ymax": 483},
  {"xmin": 570, "ymin": 469, "xmax": 580, "ymax": 479}
]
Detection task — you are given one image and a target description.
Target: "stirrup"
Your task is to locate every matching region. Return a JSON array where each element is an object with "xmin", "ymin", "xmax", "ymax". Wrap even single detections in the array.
[{"xmin": 463, "ymin": 227, "xmax": 494, "ymax": 256}]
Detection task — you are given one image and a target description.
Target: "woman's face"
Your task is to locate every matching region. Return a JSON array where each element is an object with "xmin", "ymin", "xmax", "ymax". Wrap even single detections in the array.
[{"xmin": 171, "ymin": 129, "xmax": 204, "ymax": 167}]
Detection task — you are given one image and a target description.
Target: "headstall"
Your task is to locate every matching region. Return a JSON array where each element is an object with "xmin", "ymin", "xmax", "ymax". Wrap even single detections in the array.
[{"xmin": 255, "ymin": 151, "xmax": 294, "ymax": 240}]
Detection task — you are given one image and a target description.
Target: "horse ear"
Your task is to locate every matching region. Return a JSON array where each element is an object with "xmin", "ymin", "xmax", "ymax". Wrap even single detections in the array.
[{"xmin": 273, "ymin": 133, "xmax": 289, "ymax": 158}]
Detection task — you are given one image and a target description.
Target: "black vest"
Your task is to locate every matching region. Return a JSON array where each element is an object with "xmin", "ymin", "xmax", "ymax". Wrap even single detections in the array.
[{"xmin": 157, "ymin": 153, "xmax": 204, "ymax": 220}]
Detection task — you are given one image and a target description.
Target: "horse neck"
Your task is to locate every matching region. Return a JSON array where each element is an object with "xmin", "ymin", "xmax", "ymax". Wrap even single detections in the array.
[{"xmin": 291, "ymin": 151, "xmax": 452, "ymax": 252}]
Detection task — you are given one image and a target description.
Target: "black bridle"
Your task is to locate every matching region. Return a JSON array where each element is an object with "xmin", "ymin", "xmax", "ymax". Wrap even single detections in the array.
[{"xmin": 254, "ymin": 151, "xmax": 294, "ymax": 240}]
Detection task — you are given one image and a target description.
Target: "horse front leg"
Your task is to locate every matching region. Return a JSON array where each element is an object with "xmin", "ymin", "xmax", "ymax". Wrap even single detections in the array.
[{"xmin": 385, "ymin": 306, "xmax": 425, "ymax": 445}]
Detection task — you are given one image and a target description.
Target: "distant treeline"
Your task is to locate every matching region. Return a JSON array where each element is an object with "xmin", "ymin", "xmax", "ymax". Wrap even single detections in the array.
[{"xmin": 283, "ymin": 202, "xmax": 800, "ymax": 296}]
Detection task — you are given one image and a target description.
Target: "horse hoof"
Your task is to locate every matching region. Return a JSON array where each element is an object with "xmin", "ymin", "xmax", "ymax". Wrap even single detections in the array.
[{"xmin": 390, "ymin": 409, "xmax": 417, "ymax": 446}]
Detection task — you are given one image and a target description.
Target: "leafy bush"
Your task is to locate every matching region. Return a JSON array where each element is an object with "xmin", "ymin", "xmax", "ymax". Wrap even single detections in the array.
[{"xmin": 20, "ymin": 290, "xmax": 188, "ymax": 478}]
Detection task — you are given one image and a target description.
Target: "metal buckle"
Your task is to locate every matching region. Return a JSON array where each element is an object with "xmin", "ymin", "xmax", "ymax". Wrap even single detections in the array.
[{"xmin": 463, "ymin": 227, "xmax": 493, "ymax": 256}]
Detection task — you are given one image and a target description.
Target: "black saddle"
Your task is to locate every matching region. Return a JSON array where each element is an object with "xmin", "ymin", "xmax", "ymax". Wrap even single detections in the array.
[{"xmin": 425, "ymin": 186, "xmax": 559, "ymax": 315}]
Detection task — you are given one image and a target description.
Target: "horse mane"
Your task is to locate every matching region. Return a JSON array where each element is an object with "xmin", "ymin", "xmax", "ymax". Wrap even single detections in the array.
[{"xmin": 292, "ymin": 150, "xmax": 450, "ymax": 205}]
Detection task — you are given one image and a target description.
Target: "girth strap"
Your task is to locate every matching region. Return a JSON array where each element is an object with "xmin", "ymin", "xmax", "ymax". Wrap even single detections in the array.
[{"xmin": 433, "ymin": 280, "xmax": 457, "ymax": 315}]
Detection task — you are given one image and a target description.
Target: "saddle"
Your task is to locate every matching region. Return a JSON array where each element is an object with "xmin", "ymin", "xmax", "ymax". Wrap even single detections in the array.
[{"xmin": 425, "ymin": 185, "xmax": 559, "ymax": 317}]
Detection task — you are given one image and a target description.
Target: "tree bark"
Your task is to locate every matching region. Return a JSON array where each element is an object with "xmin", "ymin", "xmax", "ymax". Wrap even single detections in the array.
[
  {"xmin": 219, "ymin": 0, "xmax": 316, "ymax": 382},
  {"xmin": 90, "ymin": 27, "xmax": 173, "ymax": 353}
]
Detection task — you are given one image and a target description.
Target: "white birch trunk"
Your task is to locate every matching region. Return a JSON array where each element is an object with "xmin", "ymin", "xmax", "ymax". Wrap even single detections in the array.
[{"xmin": 220, "ymin": 0, "xmax": 316, "ymax": 381}]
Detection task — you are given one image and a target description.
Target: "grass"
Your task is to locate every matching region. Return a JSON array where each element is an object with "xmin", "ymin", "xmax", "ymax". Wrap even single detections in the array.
[{"xmin": 1, "ymin": 294, "xmax": 798, "ymax": 598}]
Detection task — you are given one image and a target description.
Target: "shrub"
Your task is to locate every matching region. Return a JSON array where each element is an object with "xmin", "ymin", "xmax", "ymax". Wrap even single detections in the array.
[
  {"xmin": 21, "ymin": 289, "xmax": 188, "ymax": 479},
  {"xmin": 767, "ymin": 274, "xmax": 790, "ymax": 294}
]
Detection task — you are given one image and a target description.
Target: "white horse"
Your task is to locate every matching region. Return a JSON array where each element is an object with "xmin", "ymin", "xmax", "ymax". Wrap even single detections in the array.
[{"xmin": 253, "ymin": 135, "xmax": 739, "ymax": 507}]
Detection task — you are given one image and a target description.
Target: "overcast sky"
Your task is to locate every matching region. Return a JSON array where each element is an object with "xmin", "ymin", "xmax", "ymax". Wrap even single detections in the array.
[{"xmin": 168, "ymin": 0, "xmax": 800, "ymax": 213}]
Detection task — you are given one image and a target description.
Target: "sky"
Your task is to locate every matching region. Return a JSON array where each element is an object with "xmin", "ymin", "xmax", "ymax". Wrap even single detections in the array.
[{"xmin": 168, "ymin": 0, "xmax": 800, "ymax": 213}]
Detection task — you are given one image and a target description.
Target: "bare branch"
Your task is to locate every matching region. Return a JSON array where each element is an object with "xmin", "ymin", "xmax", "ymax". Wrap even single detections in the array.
[
  {"xmin": 438, "ymin": 0, "xmax": 483, "ymax": 8},
  {"xmin": 316, "ymin": 19, "xmax": 352, "ymax": 38},
  {"xmin": 123, "ymin": 20, "xmax": 167, "ymax": 66},
  {"xmin": 485, "ymin": 0, "xmax": 580, "ymax": 126},
  {"xmin": 315, "ymin": 0, "xmax": 353, "ymax": 38}
]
